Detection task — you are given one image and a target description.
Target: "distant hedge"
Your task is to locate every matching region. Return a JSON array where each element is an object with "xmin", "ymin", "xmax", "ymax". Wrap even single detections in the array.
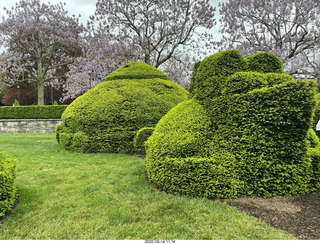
[{"xmin": 0, "ymin": 105, "xmax": 68, "ymax": 119}]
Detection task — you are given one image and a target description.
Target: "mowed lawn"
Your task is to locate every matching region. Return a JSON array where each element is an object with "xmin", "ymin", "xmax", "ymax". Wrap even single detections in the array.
[{"xmin": 0, "ymin": 133, "xmax": 295, "ymax": 240}]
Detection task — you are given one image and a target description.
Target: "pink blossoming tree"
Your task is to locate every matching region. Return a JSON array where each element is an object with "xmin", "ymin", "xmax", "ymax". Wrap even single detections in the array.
[
  {"xmin": 0, "ymin": 0, "xmax": 86, "ymax": 105},
  {"xmin": 217, "ymin": 0, "xmax": 320, "ymax": 81}
]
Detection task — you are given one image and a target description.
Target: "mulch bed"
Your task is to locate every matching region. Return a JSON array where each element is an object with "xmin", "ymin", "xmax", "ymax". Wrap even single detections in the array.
[
  {"xmin": 218, "ymin": 189, "xmax": 320, "ymax": 240},
  {"xmin": 137, "ymin": 153, "xmax": 319, "ymax": 240}
]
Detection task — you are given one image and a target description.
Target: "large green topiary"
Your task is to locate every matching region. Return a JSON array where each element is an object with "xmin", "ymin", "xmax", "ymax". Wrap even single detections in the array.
[
  {"xmin": 146, "ymin": 50, "xmax": 320, "ymax": 198},
  {"xmin": 56, "ymin": 62, "xmax": 188, "ymax": 153}
]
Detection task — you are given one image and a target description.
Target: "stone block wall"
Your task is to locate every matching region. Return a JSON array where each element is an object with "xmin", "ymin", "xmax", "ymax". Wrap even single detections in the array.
[{"xmin": 0, "ymin": 119, "xmax": 62, "ymax": 133}]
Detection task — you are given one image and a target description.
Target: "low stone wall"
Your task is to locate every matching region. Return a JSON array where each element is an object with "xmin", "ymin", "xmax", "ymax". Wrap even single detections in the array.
[{"xmin": 0, "ymin": 119, "xmax": 62, "ymax": 133}]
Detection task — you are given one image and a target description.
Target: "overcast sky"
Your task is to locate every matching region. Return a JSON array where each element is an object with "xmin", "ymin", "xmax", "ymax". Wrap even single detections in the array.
[
  {"xmin": 0, "ymin": 0, "xmax": 96, "ymax": 24},
  {"xmin": 0, "ymin": 0, "xmax": 224, "ymax": 33},
  {"xmin": 0, "ymin": 0, "xmax": 226, "ymax": 55}
]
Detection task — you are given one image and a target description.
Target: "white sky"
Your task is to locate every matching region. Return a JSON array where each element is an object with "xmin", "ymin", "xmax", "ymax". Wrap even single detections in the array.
[
  {"xmin": 0, "ymin": 0, "xmax": 226, "ymax": 55},
  {"xmin": 0, "ymin": 0, "xmax": 225, "ymax": 34},
  {"xmin": 0, "ymin": 0, "xmax": 96, "ymax": 24}
]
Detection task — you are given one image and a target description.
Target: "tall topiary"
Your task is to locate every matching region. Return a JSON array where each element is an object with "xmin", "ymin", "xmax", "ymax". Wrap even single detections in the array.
[
  {"xmin": 56, "ymin": 62, "xmax": 188, "ymax": 153},
  {"xmin": 146, "ymin": 50, "xmax": 320, "ymax": 198}
]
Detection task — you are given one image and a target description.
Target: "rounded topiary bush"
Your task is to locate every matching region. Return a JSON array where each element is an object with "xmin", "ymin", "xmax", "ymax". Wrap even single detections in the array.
[
  {"xmin": 56, "ymin": 62, "xmax": 188, "ymax": 153},
  {"xmin": 146, "ymin": 50, "xmax": 320, "ymax": 198},
  {"xmin": 244, "ymin": 52, "xmax": 284, "ymax": 74},
  {"xmin": 0, "ymin": 153, "xmax": 17, "ymax": 218},
  {"xmin": 191, "ymin": 49, "xmax": 248, "ymax": 101}
]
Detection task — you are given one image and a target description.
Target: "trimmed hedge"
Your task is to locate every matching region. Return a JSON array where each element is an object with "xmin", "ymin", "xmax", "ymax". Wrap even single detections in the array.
[
  {"xmin": 146, "ymin": 50, "xmax": 320, "ymax": 198},
  {"xmin": 0, "ymin": 153, "xmax": 17, "ymax": 218},
  {"xmin": 56, "ymin": 62, "xmax": 188, "ymax": 154},
  {"xmin": 0, "ymin": 105, "xmax": 68, "ymax": 119}
]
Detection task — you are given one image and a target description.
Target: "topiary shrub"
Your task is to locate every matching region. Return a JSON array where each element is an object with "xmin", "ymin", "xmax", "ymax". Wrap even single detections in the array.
[
  {"xmin": 56, "ymin": 62, "xmax": 188, "ymax": 153},
  {"xmin": 244, "ymin": 52, "xmax": 284, "ymax": 74},
  {"xmin": 0, "ymin": 153, "xmax": 17, "ymax": 218},
  {"xmin": 146, "ymin": 50, "xmax": 320, "ymax": 198},
  {"xmin": 192, "ymin": 49, "xmax": 248, "ymax": 102},
  {"xmin": 13, "ymin": 99, "xmax": 20, "ymax": 107},
  {"xmin": 133, "ymin": 127, "xmax": 155, "ymax": 155}
]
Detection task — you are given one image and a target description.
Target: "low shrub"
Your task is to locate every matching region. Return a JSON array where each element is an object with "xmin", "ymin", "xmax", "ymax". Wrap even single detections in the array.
[
  {"xmin": 0, "ymin": 153, "xmax": 17, "ymax": 218},
  {"xmin": 0, "ymin": 105, "xmax": 68, "ymax": 119},
  {"xmin": 133, "ymin": 127, "xmax": 154, "ymax": 155}
]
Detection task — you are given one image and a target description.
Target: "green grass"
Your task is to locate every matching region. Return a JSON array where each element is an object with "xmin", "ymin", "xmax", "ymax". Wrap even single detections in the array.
[{"xmin": 0, "ymin": 133, "xmax": 295, "ymax": 240}]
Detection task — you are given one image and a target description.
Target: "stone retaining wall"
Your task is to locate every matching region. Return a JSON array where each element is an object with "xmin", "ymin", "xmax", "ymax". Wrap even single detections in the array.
[{"xmin": 0, "ymin": 119, "xmax": 62, "ymax": 133}]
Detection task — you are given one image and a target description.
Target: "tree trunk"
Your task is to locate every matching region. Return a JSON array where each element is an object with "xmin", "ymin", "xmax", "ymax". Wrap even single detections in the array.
[
  {"xmin": 37, "ymin": 59, "xmax": 45, "ymax": 106},
  {"xmin": 144, "ymin": 53, "xmax": 151, "ymax": 65},
  {"xmin": 37, "ymin": 82, "xmax": 45, "ymax": 106}
]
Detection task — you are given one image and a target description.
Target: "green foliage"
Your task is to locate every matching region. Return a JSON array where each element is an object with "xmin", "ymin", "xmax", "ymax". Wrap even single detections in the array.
[
  {"xmin": 53, "ymin": 101, "xmax": 59, "ymax": 106},
  {"xmin": 192, "ymin": 49, "xmax": 248, "ymax": 101},
  {"xmin": 146, "ymin": 49, "xmax": 320, "ymax": 198},
  {"xmin": 55, "ymin": 124, "xmax": 63, "ymax": 144},
  {"xmin": 13, "ymin": 99, "xmax": 20, "ymax": 107},
  {"xmin": 146, "ymin": 99, "xmax": 213, "ymax": 160},
  {"xmin": 245, "ymin": 52, "xmax": 284, "ymax": 74},
  {"xmin": 313, "ymin": 93, "xmax": 320, "ymax": 132},
  {"xmin": 105, "ymin": 62, "xmax": 168, "ymax": 81},
  {"xmin": 133, "ymin": 127, "xmax": 154, "ymax": 154},
  {"xmin": 57, "ymin": 62, "xmax": 188, "ymax": 154},
  {"xmin": 0, "ymin": 153, "xmax": 17, "ymax": 218},
  {"xmin": 0, "ymin": 105, "xmax": 68, "ymax": 119}
]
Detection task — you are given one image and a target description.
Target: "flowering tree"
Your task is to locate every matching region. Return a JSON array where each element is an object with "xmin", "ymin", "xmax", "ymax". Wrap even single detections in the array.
[
  {"xmin": 62, "ymin": 33, "xmax": 140, "ymax": 101},
  {"xmin": 92, "ymin": 0, "xmax": 216, "ymax": 68},
  {"xmin": 63, "ymin": 0, "xmax": 214, "ymax": 100},
  {"xmin": 217, "ymin": 0, "xmax": 320, "ymax": 80},
  {"xmin": 0, "ymin": 0, "xmax": 86, "ymax": 105}
]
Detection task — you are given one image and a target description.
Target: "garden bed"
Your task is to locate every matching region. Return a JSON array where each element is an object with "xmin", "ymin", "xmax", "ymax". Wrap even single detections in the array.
[{"xmin": 219, "ymin": 189, "xmax": 320, "ymax": 240}]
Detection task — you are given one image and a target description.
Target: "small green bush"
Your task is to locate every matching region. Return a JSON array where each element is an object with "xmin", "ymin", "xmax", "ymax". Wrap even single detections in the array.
[
  {"xmin": 245, "ymin": 52, "xmax": 284, "ymax": 74},
  {"xmin": 57, "ymin": 62, "xmax": 188, "ymax": 154},
  {"xmin": 0, "ymin": 153, "xmax": 17, "ymax": 218},
  {"xmin": 0, "ymin": 105, "xmax": 68, "ymax": 119},
  {"xmin": 13, "ymin": 99, "xmax": 20, "ymax": 107},
  {"xmin": 133, "ymin": 127, "xmax": 155, "ymax": 155},
  {"xmin": 146, "ymin": 50, "xmax": 320, "ymax": 198}
]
